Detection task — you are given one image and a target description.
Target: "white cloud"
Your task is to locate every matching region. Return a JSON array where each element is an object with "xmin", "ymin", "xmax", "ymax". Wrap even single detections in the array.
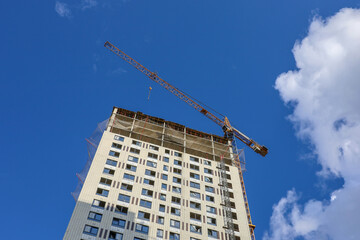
[
  {"xmin": 264, "ymin": 8, "xmax": 360, "ymax": 240},
  {"xmin": 55, "ymin": 1, "xmax": 71, "ymax": 18}
]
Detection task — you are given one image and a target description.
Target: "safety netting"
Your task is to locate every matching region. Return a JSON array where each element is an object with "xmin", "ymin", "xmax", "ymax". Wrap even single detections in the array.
[
  {"xmin": 71, "ymin": 119, "xmax": 109, "ymax": 201},
  {"xmin": 237, "ymin": 148, "xmax": 246, "ymax": 171}
]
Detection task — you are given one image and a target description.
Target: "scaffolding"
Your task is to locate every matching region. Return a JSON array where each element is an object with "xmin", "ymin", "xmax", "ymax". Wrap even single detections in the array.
[
  {"xmin": 71, "ymin": 119, "xmax": 108, "ymax": 201},
  {"xmin": 226, "ymin": 132, "xmax": 256, "ymax": 240}
]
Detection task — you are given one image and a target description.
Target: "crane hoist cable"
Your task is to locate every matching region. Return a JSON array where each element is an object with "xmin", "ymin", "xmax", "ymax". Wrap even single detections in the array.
[{"xmin": 104, "ymin": 41, "xmax": 268, "ymax": 157}]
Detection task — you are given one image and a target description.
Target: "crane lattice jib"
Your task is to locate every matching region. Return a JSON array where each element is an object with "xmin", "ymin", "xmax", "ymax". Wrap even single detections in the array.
[
  {"xmin": 104, "ymin": 41, "xmax": 268, "ymax": 157},
  {"xmin": 105, "ymin": 41, "xmax": 224, "ymax": 126}
]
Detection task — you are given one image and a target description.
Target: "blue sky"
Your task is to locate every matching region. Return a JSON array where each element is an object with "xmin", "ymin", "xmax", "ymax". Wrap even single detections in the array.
[{"xmin": 1, "ymin": 1, "xmax": 359, "ymax": 239}]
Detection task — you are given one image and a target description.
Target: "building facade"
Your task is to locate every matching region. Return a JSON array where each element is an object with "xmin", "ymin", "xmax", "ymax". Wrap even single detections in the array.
[{"xmin": 64, "ymin": 107, "xmax": 254, "ymax": 240}]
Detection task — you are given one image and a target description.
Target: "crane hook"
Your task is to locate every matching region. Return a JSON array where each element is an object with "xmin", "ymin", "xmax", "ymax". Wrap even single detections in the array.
[{"xmin": 148, "ymin": 86, "xmax": 152, "ymax": 100}]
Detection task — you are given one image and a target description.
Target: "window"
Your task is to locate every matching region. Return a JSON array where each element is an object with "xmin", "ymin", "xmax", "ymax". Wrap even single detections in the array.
[
  {"xmin": 165, "ymin": 149, "xmax": 170, "ymax": 155},
  {"xmin": 141, "ymin": 188, "xmax": 153, "ymax": 197},
  {"xmin": 204, "ymin": 168, "xmax": 213, "ymax": 175},
  {"xmin": 134, "ymin": 238, "xmax": 145, "ymax": 240},
  {"xmin": 145, "ymin": 169, "xmax": 156, "ymax": 177},
  {"xmin": 130, "ymin": 148, "xmax": 140, "ymax": 154},
  {"xmin": 190, "ymin": 212, "xmax": 201, "ymax": 221},
  {"xmin": 112, "ymin": 142, "xmax": 122, "ymax": 150},
  {"xmin": 170, "ymin": 219, "xmax": 180, "ymax": 229},
  {"xmin": 171, "ymin": 196, "xmax": 181, "ymax": 205},
  {"xmin": 171, "ymin": 207, "xmax": 180, "ymax": 216},
  {"xmin": 92, "ymin": 199, "xmax": 105, "ymax": 209},
  {"xmin": 174, "ymin": 159, "xmax": 182, "ymax": 166},
  {"xmin": 163, "ymin": 157, "xmax": 169, "ymax": 162},
  {"xmin": 103, "ymin": 168, "xmax": 115, "ymax": 176},
  {"xmin": 146, "ymin": 160, "xmax": 157, "ymax": 168},
  {"xmin": 207, "ymin": 217, "xmax": 216, "ymax": 225},
  {"xmin": 83, "ymin": 225, "xmax": 98, "ymax": 236},
  {"xmin": 159, "ymin": 204, "xmax": 165, "ymax": 212},
  {"xmin": 228, "ymin": 192, "xmax": 234, "ymax": 198},
  {"xmin": 173, "ymin": 168, "xmax": 182, "ymax": 175},
  {"xmin": 204, "ymin": 176, "xmax": 213, "ymax": 183},
  {"xmin": 125, "ymin": 164, "xmax": 137, "ymax": 172},
  {"xmin": 139, "ymin": 199, "xmax": 152, "ymax": 209},
  {"xmin": 161, "ymin": 183, "xmax": 167, "ymax": 190},
  {"xmin": 157, "ymin": 229, "xmax": 164, "ymax": 238},
  {"xmin": 205, "ymin": 186, "xmax": 214, "ymax": 193},
  {"xmin": 190, "ymin": 181, "xmax": 200, "ymax": 189},
  {"xmin": 115, "ymin": 205, "xmax": 128, "ymax": 215},
  {"xmin": 143, "ymin": 178, "xmax": 155, "ymax": 186},
  {"xmin": 190, "ymin": 224, "xmax": 202, "ymax": 234},
  {"xmin": 88, "ymin": 211, "xmax": 102, "ymax": 222},
  {"xmin": 148, "ymin": 152, "xmax": 158, "ymax": 159},
  {"xmin": 163, "ymin": 165, "xmax": 168, "ymax": 171},
  {"xmin": 190, "ymin": 191, "xmax": 200, "ymax": 199},
  {"xmin": 135, "ymin": 224, "xmax": 149, "ymax": 234},
  {"xmin": 96, "ymin": 188, "xmax": 109, "ymax": 197},
  {"xmin": 208, "ymin": 229, "xmax": 219, "ymax": 238},
  {"xmin": 172, "ymin": 186, "xmax": 181, "ymax": 194},
  {"xmin": 109, "ymin": 150, "xmax": 120, "ymax": 158},
  {"xmin": 118, "ymin": 194, "xmax": 131, "ymax": 203},
  {"xmin": 190, "ymin": 164, "xmax": 199, "ymax": 171},
  {"xmin": 173, "ymin": 177, "xmax": 181, "ymax": 184},
  {"xmin": 161, "ymin": 174, "xmax": 168, "ymax": 180},
  {"xmin": 169, "ymin": 232, "xmax": 180, "ymax": 240},
  {"xmin": 121, "ymin": 183, "xmax": 133, "ymax": 192},
  {"xmin": 132, "ymin": 140, "xmax": 142, "ymax": 146},
  {"xmin": 114, "ymin": 135, "xmax": 124, "ymax": 142},
  {"xmin": 128, "ymin": 155, "xmax": 139, "ymax": 163},
  {"xmin": 190, "ymin": 201, "xmax": 201, "ymax": 210},
  {"xmin": 206, "ymin": 195, "xmax": 215, "ymax": 202},
  {"xmin": 100, "ymin": 177, "xmax": 112, "ymax": 186},
  {"xmin": 123, "ymin": 173, "xmax": 135, "ymax": 181},
  {"xmin": 160, "ymin": 193, "xmax": 166, "ymax": 201},
  {"xmin": 157, "ymin": 216, "xmax": 164, "ymax": 224},
  {"xmin": 112, "ymin": 218, "xmax": 126, "ymax": 228},
  {"xmin": 138, "ymin": 211, "xmax": 150, "ymax": 221},
  {"xmin": 149, "ymin": 145, "xmax": 159, "ymax": 151},
  {"xmin": 190, "ymin": 172, "xmax": 200, "ymax": 180},
  {"xmin": 233, "ymin": 224, "xmax": 240, "ymax": 232},
  {"xmin": 190, "ymin": 238, "xmax": 201, "ymax": 240},
  {"xmin": 106, "ymin": 159, "xmax": 117, "ymax": 167},
  {"xmin": 190, "ymin": 156, "xmax": 199, "ymax": 163},
  {"xmin": 206, "ymin": 206, "xmax": 216, "ymax": 214},
  {"xmin": 204, "ymin": 160, "xmax": 211, "ymax": 166},
  {"xmin": 108, "ymin": 231, "xmax": 123, "ymax": 240},
  {"xmin": 174, "ymin": 151, "xmax": 182, "ymax": 157}
]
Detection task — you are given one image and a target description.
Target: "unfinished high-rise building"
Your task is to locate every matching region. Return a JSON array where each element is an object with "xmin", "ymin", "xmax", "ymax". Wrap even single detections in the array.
[{"xmin": 64, "ymin": 107, "xmax": 255, "ymax": 240}]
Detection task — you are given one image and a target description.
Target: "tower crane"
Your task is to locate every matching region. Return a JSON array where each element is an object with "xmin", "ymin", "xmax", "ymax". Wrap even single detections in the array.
[
  {"xmin": 105, "ymin": 41, "xmax": 268, "ymax": 240},
  {"xmin": 104, "ymin": 41, "xmax": 268, "ymax": 157}
]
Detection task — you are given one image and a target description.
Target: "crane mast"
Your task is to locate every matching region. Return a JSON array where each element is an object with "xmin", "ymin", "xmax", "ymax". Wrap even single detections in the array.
[{"xmin": 104, "ymin": 41, "xmax": 268, "ymax": 157}]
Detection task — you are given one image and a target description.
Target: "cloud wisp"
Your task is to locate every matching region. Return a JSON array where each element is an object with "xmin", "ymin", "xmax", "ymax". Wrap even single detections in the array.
[
  {"xmin": 81, "ymin": 0, "xmax": 98, "ymax": 10},
  {"xmin": 264, "ymin": 8, "xmax": 360, "ymax": 240},
  {"xmin": 55, "ymin": 1, "xmax": 71, "ymax": 18},
  {"xmin": 55, "ymin": 0, "xmax": 98, "ymax": 18}
]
